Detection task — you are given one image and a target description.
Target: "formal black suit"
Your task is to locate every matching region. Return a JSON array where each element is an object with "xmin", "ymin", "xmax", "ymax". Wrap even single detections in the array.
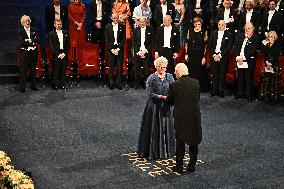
[
  {"xmin": 167, "ymin": 75, "xmax": 202, "ymax": 170},
  {"xmin": 154, "ymin": 3, "xmax": 176, "ymax": 28},
  {"xmin": 45, "ymin": 3, "xmax": 67, "ymax": 34},
  {"xmin": 154, "ymin": 25, "xmax": 180, "ymax": 74},
  {"xmin": 48, "ymin": 29, "xmax": 69, "ymax": 88},
  {"xmin": 132, "ymin": 26, "xmax": 154, "ymax": 87},
  {"xmin": 234, "ymin": 33, "xmax": 258, "ymax": 99},
  {"xmin": 209, "ymin": 29, "xmax": 233, "ymax": 95},
  {"xmin": 105, "ymin": 23, "xmax": 126, "ymax": 87},
  {"xmin": 238, "ymin": 8, "xmax": 261, "ymax": 33},
  {"xmin": 261, "ymin": 10, "xmax": 283, "ymax": 37},
  {"xmin": 17, "ymin": 27, "xmax": 39, "ymax": 90},
  {"xmin": 189, "ymin": 0, "xmax": 210, "ymax": 29},
  {"xmin": 216, "ymin": 8, "xmax": 238, "ymax": 32},
  {"xmin": 90, "ymin": 0, "xmax": 110, "ymax": 60}
]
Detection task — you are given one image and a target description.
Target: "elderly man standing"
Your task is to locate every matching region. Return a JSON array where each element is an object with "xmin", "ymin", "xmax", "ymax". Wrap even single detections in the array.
[
  {"xmin": 167, "ymin": 63, "xmax": 202, "ymax": 174},
  {"xmin": 17, "ymin": 15, "xmax": 39, "ymax": 93}
]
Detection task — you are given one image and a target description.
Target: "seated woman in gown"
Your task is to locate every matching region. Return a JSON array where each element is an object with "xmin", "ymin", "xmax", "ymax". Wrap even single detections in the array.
[{"xmin": 137, "ymin": 56, "xmax": 175, "ymax": 160}]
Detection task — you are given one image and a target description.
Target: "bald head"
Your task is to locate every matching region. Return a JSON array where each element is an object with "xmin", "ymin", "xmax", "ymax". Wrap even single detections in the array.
[
  {"xmin": 218, "ymin": 20, "xmax": 226, "ymax": 31},
  {"xmin": 244, "ymin": 22, "xmax": 254, "ymax": 35},
  {"xmin": 175, "ymin": 63, "xmax": 189, "ymax": 79},
  {"xmin": 139, "ymin": 16, "xmax": 147, "ymax": 28},
  {"xmin": 163, "ymin": 15, "xmax": 172, "ymax": 27},
  {"xmin": 112, "ymin": 13, "xmax": 119, "ymax": 24}
]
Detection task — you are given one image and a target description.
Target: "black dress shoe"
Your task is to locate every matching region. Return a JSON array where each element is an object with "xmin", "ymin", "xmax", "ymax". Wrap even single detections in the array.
[
  {"xmin": 233, "ymin": 95, "xmax": 239, "ymax": 99},
  {"xmin": 20, "ymin": 88, "xmax": 26, "ymax": 93},
  {"xmin": 109, "ymin": 85, "xmax": 114, "ymax": 90},
  {"xmin": 117, "ymin": 85, "xmax": 123, "ymax": 90},
  {"xmin": 172, "ymin": 166, "xmax": 183, "ymax": 174},
  {"xmin": 248, "ymin": 98, "xmax": 254, "ymax": 103},
  {"xmin": 219, "ymin": 93, "xmax": 224, "ymax": 98},
  {"xmin": 210, "ymin": 92, "xmax": 217, "ymax": 97},
  {"xmin": 59, "ymin": 86, "xmax": 67, "ymax": 91},
  {"xmin": 186, "ymin": 165, "xmax": 195, "ymax": 173},
  {"xmin": 134, "ymin": 85, "xmax": 139, "ymax": 90},
  {"xmin": 31, "ymin": 87, "xmax": 39, "ymax": 91}
]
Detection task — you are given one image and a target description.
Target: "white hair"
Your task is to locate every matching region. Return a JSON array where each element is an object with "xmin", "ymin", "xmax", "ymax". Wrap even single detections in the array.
[
  {"xmin": 154, "ymin": 56, "xmax": 168, "ymax": 68},
  {"xmin": 20, "ymin": 15, "xmax": 31, "ymax": 26},
  {"xmin": 175, "ymin": 63, "xmax": 189, "ymax": 76}
]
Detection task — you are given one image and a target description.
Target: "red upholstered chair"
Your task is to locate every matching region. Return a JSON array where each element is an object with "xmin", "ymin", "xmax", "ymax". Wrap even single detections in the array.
[
  {"xmin": 46, "ymin": 45, "xmax": 53, "ymax": 75},
  {"xmin": 225, "ymin": 50, "xmax": 236, "ymax": 84},
  {"xmin": 253, "ymin": 52, "xmax": 265, "ymax": 86}
]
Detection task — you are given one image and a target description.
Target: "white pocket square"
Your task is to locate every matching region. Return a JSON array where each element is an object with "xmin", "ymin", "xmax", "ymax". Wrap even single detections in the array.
[
  {"xmin": 174, "ymin": 33, "xmax": 176, "ymax": 35},
  {"xmin": 225, "ymin": 37, "xmax": 228, "ymax": 39}
]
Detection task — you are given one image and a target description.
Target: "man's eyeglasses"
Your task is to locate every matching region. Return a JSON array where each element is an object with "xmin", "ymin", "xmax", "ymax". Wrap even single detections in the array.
[{"xmin": 159, "ymin": 66, "xmax": 167, "ymax": 69}]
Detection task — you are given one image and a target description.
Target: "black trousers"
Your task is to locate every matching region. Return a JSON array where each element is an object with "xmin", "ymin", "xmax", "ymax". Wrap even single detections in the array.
[
  {"xmin": 134, "ymin": 53, "xmax": 150, "ymax": 86},
  {"xmin": 53, "ymin": 56, "xmax": 67, "ymax": 87},
  {"xmin": 159, "ymin": 47, "xmax": 175, "ymax": 75},
  {"xmin": 211, "ymin": 57, "xmax": 228, "ymax": 94},
  {"xmin": 19, "ymin": 49, "xmax": 37, "ymax": 89},
  {"xmin": 93, "ymin": 25, "xmax": 105, "ymax": 60},
  {"xmin": 176, "ymin": 136, "xmax": 198, "ymax": 169},
  {"xmin": 108, "ymin": 48, "xmax": 124, "ymax": 86},
  {"xmin": 237, "ymin": 67, "xmax": 255, "ymax": 99}
]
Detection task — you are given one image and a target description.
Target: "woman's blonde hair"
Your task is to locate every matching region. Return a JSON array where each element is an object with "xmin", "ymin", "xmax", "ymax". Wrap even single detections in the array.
[
  {"xmin": 154, "ymin": 56, "xmax": 168, "ymax": 68},
  {"xmin": 267, "ymin": 31, "xmax": 278, "ymax": 41}
]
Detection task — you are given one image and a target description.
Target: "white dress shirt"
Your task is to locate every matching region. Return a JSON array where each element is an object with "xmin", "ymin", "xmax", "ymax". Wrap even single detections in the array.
[
  {"xmin": 25, "ymin": 27, "xmax": 31, "ymax": 39},
  {"xmin": 224, "ymin": 8, "xmax": 231, "ymax": 23},
  {"xmin": 218, "ymin": 0, "xmax": 223, "ymax": 5},
  {"xmin": 96, "ymin": 0, "xmax": 103, "ymax": 21},
  {"xmin": 215, "ymin": 30, "xmax": 224, "ymax": 55},
  {"xmin": 267, "ymin": 10, "xmax": 275, "ymax": 30},
  {"xmin": 163, "ymin": 26, "xmax": 172, "ymax": 48},
  {"xmin": 54, "ymin": 5, "xmax": 61, "ymax": 20},
  {"xmin": 196, "ymin": 0, "xmax": 201, "ymax": 8},
  {"xmin": 112, "ymin": 23, "xmax": 118, "ymax": 45},
  {"xmin": 238, "ymin": 0, "xmax": 245, "ymax": 11},
  {"xmin": 56, "ymin": 29, "xmax": 64, "ymax": 50},
  {"xmin": 161, "ymin": 4, "xmax": 167, "ymax": 20},
  {"xmin": 140, "ymin": 27, "xmax": 146, "ymax": 51},
  {"xmin": 239, "ymin": 36, "xmax": 249, "ymax": 60},
  {"xmin": 246, "ymin": 9, "xmax": 253, "ymax": 23}
]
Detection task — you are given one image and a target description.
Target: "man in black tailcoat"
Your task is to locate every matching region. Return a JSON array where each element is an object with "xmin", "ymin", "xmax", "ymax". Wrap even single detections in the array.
[
  {"xmin": 209, "ymin": 20, "xmax": 233, "ymax": 97},
  {"xmin": 234, "ymin": 22, "xmax": 258, "ymax": 102},
  {"xmin": 154, "ymin": 0, "xmax": 176, "ymax": 28},
  {"xmin": 132, "ymin": 16, "xmax": 154, "ymax": 89},
  {"xmin": 105, "ymin": 13, "xmax": 126, "ymax": 90},
  {"xmin": 45, "ymin": 0, "xmax": 67, "ymax": 34},
  {"xmin": 48, "ymin": 19, "xmax": 69, "ymax": 90},
  {"xmin": 154, "ymin": 15, "xmax": 180, "ymax": 74},
  {"xmin": 17, "ymin": 15, "xmax": 39, "ymax": 93},
  {"xmin": 167, "ymin": 63, "xmax": 202, "ymax": 174}
]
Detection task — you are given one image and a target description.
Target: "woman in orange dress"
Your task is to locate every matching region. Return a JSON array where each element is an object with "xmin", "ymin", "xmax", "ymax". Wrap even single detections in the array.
[
  {"xmin": 68, "ymin": 0, "xmax": 86, "ymax": 51},
  {"xmin": 112, "ymin": 0, "xmax": 132, "ymax": 40}
]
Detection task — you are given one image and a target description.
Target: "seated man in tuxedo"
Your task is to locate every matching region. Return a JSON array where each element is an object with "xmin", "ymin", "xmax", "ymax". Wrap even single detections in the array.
[
  {"xmin": 132, "ymin": 16, "xmax": 154, "ymax": 89},
  {"xmin": 216, "ymin": 0, "xmax": 238, "ymax": 33},
  {"xmin": 234, "ymin": 22, "xmax": 258, "ymax": 102},
  {"xmin": 48, "ymin": 19, "xmax": 69, "ymax": 90},
  {"xmin": 45, "ymin": 0, "xmax": 67, "ymax": 35},
  {"xmin": 90, "ymin": 0, "xmax": 110, "ymax": 61},
  {"xmin": 154, "ymin": 0, "xmax": 176, "ymax": 28},
  {"xmin": 154, "ymin": 15, "xmax": 180, "ymax": 74},
  {"xmin": 167, "ymin": 63, "xmax": 202, "ymax": 174},
  {"xmin": 238, "ymin": 0, "xmax": 261, "ymax": 33},
  {"xmin": 105, "ymin": 13, "xmax": 126, "ymax": 90},
  {"xmin": 261, "ymin": 0, "xmax": 283, "ymax": 40},
  {"xmin": 209, "ymin": 20, "xmax": 233, "ymax": 97},
  {"xmin": 17, "ymin": 15, "xmax": 39, "ymax": 93}
]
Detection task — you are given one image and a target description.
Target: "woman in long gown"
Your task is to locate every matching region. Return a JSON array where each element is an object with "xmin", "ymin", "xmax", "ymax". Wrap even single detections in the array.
[
  {"xmin": 259, "ymin": 31, "xmax": 282, "ymax": 103},
  {"xmin": 68, "ymin": 0, "xmax": 86, "ymax": 59},
  {"xmin": 138, "ymin": 57, "xmax": 175, "ymax": 160},
  {"xmin": 185, "ymin": 17, "xmax": 208, "ymax": 91}
]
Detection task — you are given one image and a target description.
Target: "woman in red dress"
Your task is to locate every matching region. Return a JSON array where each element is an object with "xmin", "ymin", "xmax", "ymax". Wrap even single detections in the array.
[{"xmin": 68, "ymin": 0, "xmax": 86, "ymax": 51}]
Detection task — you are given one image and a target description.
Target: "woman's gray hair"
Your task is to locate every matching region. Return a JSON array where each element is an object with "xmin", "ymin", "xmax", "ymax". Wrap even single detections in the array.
[
  {"xmin": 175, "ymin": 63, "xmax": 189, "ymax": 76},
  {"xmin": 20, "ymin": 15, "xmax": 31, "ymax": 26},
  {"xmin": 267, "ymin": 31, "xmax": 278, "ymax": 41},
  {"xmin": 154, "ymin": 56, "xmax": 168, "ymax": 68}
]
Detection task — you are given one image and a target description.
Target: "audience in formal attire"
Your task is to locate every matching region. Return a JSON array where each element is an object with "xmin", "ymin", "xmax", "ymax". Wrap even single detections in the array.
[
  {"xmin": 90, "ymin": 0, "xmax": 110, "ymax": 61},
  {"xmin": 167, "ymin": 63, "xmax": 202, "ymax": 174},
  {"xmin": 133, "ymin": 0, "xmax": 152, "ymax": 28},
  {"xmin": 209, "ymin": 20, "xmax": 233, "ymax": 97},
  {"xmin": 132, "ymin": 17, "xmax": 154, "ymax": 89},
  {"xmin": 105, "ymin": 13, "xmax": 126, "ymax": 90},
  {"xmin": 259, "ymin": 31, "xmax": 282, "ymax": 103},
  {"xmin": 185, "ymin": 17, "xmax": 208, "ymax": 91},
  {"xmin": 138, "ymin": 56, "xmax": 175, "ymax": 160},
  {"xmin": 48, "ymin": 19, "xmax": 69, "ymax": 91},
  {"xmin": 173, "ymin": 0, "xmax": 185, "ymax": 46},
  {"xmin": 216, "ymin": 0, "xmax": 238, "ymax": 33},
  {"xmin": 154, "ymin": 15, "xmax": 180, "ymax": 74},
  {"xmin": 68, "ymin": 0, "xmax": 87, "ymax": 59},
  {"xmin": 234, "ymin": 22, "xmax": 259, "ymax": 102},
  {"xmin": 45, "ymin": 0, "xmax": 67, "ymax": 35},
  {"xmin": 154, "ymin": 0, "xmax": 176, "ymax": 28},
  {"xmin": 17, "ymin": 15, "xmax": 39, "ymax": 93}
]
